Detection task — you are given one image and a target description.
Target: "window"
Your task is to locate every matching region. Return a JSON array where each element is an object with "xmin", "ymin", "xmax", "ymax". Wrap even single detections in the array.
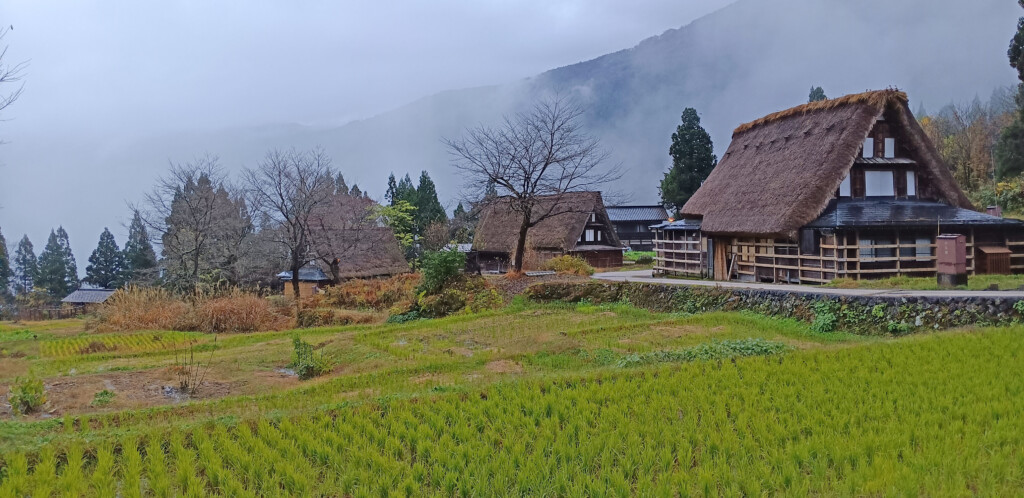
[
  {"xmin": 585, "ymin": 229, "xmax": 595, "ymax": 242},
  {"xmin": 898, "ymin": 236, "xmax": 932, "ymax": 261},
  {"xmin": 863, "ymin": 138, "xmax": 874, "ymax": 158},
  {"xmin": 860, "ymin": 237, "xmax": 894, "ymax": 260},
  {"xmin": 839, "ymin": 173, "xmax": 851, "ymax": 197},
  {"xmin": 597, "ymin": 230, "xmax": 602, "ymax": 242},
  {"xmin": 884, "ymin": 138, "xmax": 895, "ymax": 158},
  {"xmin": 906, "ymin": 170, "xmax": 916, "ymax": 196},
  {"xmin": 590, "ymin": 213, "xmax": 596, "ymax": 222},
  {"xmin": 864, "ymin": 170, "xmax": 895, "ymax": 196}
]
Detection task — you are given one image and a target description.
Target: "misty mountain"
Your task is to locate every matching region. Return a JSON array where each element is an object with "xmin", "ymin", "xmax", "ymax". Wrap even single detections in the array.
[
  {"xmin": 2, "ymin": 0, "xmax": 1019, "ymax": 264},
  {"xmin": 285, "ymin": 0, "xmax": 1020, "ymax": 205}
]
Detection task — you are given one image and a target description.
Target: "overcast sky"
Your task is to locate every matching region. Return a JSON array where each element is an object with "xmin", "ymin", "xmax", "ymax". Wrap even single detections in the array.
[{"xmin": 0, "ymin": 1, "xmax": 732, "ymax": 135}]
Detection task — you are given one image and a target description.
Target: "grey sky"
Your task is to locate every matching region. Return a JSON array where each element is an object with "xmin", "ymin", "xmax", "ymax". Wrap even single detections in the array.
[
  {"xmin": 1, "ymin": 1, "xmax": 731, "ymax": 134},
  {"xmin": 0, "ymin": 1, "xmax": 732, "ymax": 265}
]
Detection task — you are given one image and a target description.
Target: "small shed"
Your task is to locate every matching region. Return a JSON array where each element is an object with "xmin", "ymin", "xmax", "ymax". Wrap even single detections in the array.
[
  {"xmin": 977, "ymin": 246, "xmax": 1012, "ymax": 275},
  {"xmin": 61, "ymin": 288, "xmax": 117, "ymax": 308},
  {"xmin": 277, "ymin": 268, "xmax": 331, "ymax": 298}
]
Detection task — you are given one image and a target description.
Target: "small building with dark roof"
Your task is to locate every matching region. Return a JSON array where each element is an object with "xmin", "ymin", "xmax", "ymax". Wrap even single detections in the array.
[
  {"xmin": 653, "ymin": 90, "xmax": 1024, "ymax": 283},
  {"xmin": 277, "ymin": 267, "xmax": 331, "ymax": 298},
  {"xmin": 606, "ymin": 205, "xmax": 669, "ymax": 251},
  {"xmin": 61, "ymin": 288, "xmax": 117, "ymax": 309},
  {"xmin": 471, "ymin": 191, "xmax": 623, "ymax": 272}
]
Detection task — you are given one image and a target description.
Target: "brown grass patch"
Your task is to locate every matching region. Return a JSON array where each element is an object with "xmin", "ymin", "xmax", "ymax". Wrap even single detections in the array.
[
  {"xmin": 91, "ymin": 286, "xmax": 293, "ymax": 333},
  {"xmin": 485, "ymin": 360, "xmax": 523, "ymax": 374}
]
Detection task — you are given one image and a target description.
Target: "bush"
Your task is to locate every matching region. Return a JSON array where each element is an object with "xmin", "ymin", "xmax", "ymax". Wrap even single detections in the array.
[
  {"xmin": 635, "ymin": 255, "xmax": 654, "ymax": 265},
  {"xmin": 192, "ymin": 292, "xmax": 290, "ymax": 333},
  {"xmin": 811, "ymin": 301, "xmax": 839, "ymax": 334},
  {"xmin": 542, "ymin": 255, "xmax": 595, "ymax": 276},
  {"xmin": 386, "ymin": 310, "xmax": 423, "ymax": 324},
  {"xmin": 289, "ymin": 335, "xmax": 333, "ymax": 380},
  {"xmin": 418, "ymin": 289, "xmax": 467, "ymax": 318},
  {"xmin": 322, "ymin": 274, "xmax": 420, "ymax": 311},
  {"xmin": 418, "ymin": 250, "xmax": 466, "ymax": 295},
  {"xmin": 92, "ymin": 286, "xmax": 293, "ymax": 333},
  {"xmin": 8, "ymin": 377, "xmax": 47, "ymax": 415},
  {"xmin": 92, "ymin": 286, "xmax": 190, "ymax": 332}
]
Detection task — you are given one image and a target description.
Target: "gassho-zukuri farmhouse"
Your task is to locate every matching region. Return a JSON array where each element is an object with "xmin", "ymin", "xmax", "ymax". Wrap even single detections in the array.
[{"xmin": 653, "ymin": 90, "xmax": 1024, "ymax": 283}]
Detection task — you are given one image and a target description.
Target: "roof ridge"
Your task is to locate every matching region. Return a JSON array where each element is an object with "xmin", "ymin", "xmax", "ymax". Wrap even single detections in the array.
[{"xmin": 733, "ymin": 89, "xmax": 907, "ymax": 136}]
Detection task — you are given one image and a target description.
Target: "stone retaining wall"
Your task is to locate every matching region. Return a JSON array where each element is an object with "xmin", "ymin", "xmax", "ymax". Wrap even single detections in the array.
[{"xmin": 524, "ymin": 281, "xmax": 1024, "ymax": 335}]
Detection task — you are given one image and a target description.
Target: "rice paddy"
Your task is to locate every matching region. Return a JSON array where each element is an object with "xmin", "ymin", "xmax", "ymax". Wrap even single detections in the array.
[{"xmin": 1, "ymin": 301, "xmax": 1022, "ymax": 495}]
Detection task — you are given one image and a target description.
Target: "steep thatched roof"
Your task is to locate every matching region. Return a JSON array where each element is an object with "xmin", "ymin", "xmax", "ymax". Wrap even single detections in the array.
[
  {"xmin": 681, "ymin": 90, "xmax": 972, "ymax": 238},
  {"xmin": 472, "ymin": 191, "xmax": 621, "ymax": 254},
  {"xmin": 324, "ymin": 227, "xmax": 410, "ymax": 280}
]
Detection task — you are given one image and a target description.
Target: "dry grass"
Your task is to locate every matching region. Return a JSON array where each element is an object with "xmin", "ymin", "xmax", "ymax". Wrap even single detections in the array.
[
  {"xmin": 91, "ymin": 286, "xmax": 292, "ymax": 333},
  {"xmin": 322, "ymin": 274, "xmax": 420, "ymax": 311}
]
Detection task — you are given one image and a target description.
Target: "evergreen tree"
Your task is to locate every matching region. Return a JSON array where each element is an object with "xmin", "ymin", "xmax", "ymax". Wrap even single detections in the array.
[
  {"xmin": 385, "ymin": 173, "xmax": 398, "ymax": 205},
  {"xmin": 0, "ymin": 227, "xmax": 10, "ymax": 299},
  {"xmin": 998, "ymin": 4, "xmax": 1024, "ymax": 179},
  {"xmin": 36, "ymin": 228, "xmax": 78, "ymax": 299},
  {"xmin": 808, "ymin": 86, "xmax": 827, "ymax": 103},
  {"xmin": 453, "ymin": 203, "xmax": 466, "ymax": 218},
  {"xmin": 123, "ymin": 211, "xmax": 158, "ymax": 284},
  {"xmin": 350, "ymin": 184, "xmax": 363, "ymax": 198},
  {"xmin": 334, "ymin": 173, "xmax": 349, "ymax": 195},
  {"xmin": 660, "ymin": 108, "xmax": 718, "ymax": 213},
  {"xmin": 11, "ymin": 235, "xmax": 36, "ymax": 295},
  {"xmin": 414, "ymin": 170, "xmax": 447, "ymax": 235},
  {"xmin": 85, "ymin": 228, "xmax": 125, "ymax": 289},
  {"xmin": 395, "ymin": 173, "xmax": 417, "ymax": 205}
]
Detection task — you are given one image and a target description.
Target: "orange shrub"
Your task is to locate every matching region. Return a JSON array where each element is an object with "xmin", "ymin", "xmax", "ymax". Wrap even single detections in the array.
[
  {"xmin": 91, "ymin": 286, "xmax": 293, "ymax": 333},
  {"xmin": 193, "ymin": 292, "xmax": 292, "ymax": 333},
  {"xmin": 92, "ymin": 286, "xmax": 190, "ymax": 332},
  {"xmin": 322, "ymin": 274, "xmax": 420, "ymax": 311}
]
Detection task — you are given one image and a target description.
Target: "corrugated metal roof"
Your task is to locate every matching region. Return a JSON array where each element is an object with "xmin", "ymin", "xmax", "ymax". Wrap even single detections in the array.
[
  {"xmin": 606, "ymin": 205, "xmax": 669, "ymax": 222},
  {"xmin": 276, "ymin": 267, "xmax": 331, "ymax": 281},
  {"xmin": 854, "ymin": 157, "xmax": 916, "ymax": 165},
  {"xmin": 651, "ymin": 219, "xmax": 702, "ymax": 231},
  {"xmin": 805, "ymin": 199, "xmax": 1024, "ymax": 229},
  {"xmin": 62, "ymin": 288, "xmax": 116, "ymax": 304}
]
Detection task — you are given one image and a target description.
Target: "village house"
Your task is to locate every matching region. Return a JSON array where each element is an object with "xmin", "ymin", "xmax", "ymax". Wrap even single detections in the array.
[
  {"xmin": 653, "ymin": 90, "xmax": 1024, "ymax": 283},
  {"xmin": 470, "ymin": 191, "xmax": 623, "ymax": 272},
  {"xmin": 606, "ymin": 205, "xmax": 669, "ymax": 251},
  {"xmin": 278, "ymin": 227, "xmax": 409, "ymax": 297}
]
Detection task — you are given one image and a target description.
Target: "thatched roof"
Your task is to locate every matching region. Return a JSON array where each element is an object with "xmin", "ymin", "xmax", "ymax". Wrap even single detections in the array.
[
  {"xmin": 472, "ymin": 191, "xmax": 621, "ymax": 254},
  {"xmin": 681, "ymin": 90, "xmax": 972, "ymax": 238},
  {"xmin": 329, "ymin": 227, "xmax": 410, "ymax": 279}
]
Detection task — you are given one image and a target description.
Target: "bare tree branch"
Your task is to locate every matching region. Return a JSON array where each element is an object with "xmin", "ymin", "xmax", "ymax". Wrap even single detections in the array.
[{"xmin": 444, "ymin": 96, "xmax": 621, "ymax": 271}]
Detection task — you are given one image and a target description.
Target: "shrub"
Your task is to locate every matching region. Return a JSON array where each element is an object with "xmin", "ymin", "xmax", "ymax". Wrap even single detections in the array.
[
  {"xmin": 386, "ymin": 310, "xmax": 423, "ymax": 324},
  {"xmin": 418, "ymin": 250, "xmax": 466, "ymax": 295},
  {"xmin": 811, "ymin": 301, "xmax": 839, "ymax": 334},
  {"xmin": 92, "ymin": 286, "xmax": 190, "ymax": 332},
  {"xmin": 192, "ymin": 292, "xmax": 290, "ymax": 333},
  {"xmin": 418, "ymin": 289, "xmax": 468, "ymax": 318},
  {"xmin": 289, "ymin": 335, "xmax": 333, "ymax": 380},
  {"xmin": 542, "ymin": 255, "xmax": 595, "ymax": 276},
  {"xmin": 322, "ymin": 274, "xmax": 420, "ymax": 311},
  {"xmin": 92, "ymin": 286, "xmax": 292, "ymax": 333},
  {"xmin": 635, "ymin": 255, "xmax": 654, "ymax": 265},
  {"xmin": 8, "ymin": 377, "xmax": 47, "ymax": 415},
  {"xmin": 617, "ymin": 339, "xmax": 789, "ymax": 367}
]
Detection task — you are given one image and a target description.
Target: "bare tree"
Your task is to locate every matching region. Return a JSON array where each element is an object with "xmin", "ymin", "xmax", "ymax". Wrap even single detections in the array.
[
  {"xmin": 0, "ymin": 27, "xmax": 26, "ymax": 128},
  {"xmin": 134, "ymin": 155, "xmax": 254, "ymax": 292},
  {"xmin": 244, "ymin": 147, "xmax": 335, "ymax": 309},
  {"xmin": 308, "ymin": 188, "xmax": 380, "ymax": 284},
  {"xmin": 444, "ymin": 97, "xmax": 620, "ymax": 271}
]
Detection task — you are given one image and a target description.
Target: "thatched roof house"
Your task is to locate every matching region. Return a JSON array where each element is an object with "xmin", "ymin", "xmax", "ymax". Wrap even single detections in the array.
[
  {"xmin": 325, "ymin": 227, "xmax": 410, "ymax": 280},
  {"xmin": 472, "ymin": 191, "xmax": 623, "ymax": 270},
  {"xmin": 682, "ymin": 90, "xmax": 971, "ymax": 238},
  {"xmin": 656, "ymin": 89, "xmax": 1024, "ymax": 283}
]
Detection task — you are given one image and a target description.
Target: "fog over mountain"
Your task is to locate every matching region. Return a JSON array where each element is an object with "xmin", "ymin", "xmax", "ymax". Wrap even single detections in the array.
[{"xmin": 0, "ymin": 0, "xmax": 1019, "ymax": 264}]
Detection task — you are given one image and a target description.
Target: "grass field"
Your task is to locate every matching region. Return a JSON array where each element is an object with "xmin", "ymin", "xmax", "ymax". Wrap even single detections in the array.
[
  {"xmin": 1, "ymin": 301, "xmax": 1023, "ymax": 494},
  {"xmin": 825, "ymin": 274, "xmax": 1024, "ymax": 291}
]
